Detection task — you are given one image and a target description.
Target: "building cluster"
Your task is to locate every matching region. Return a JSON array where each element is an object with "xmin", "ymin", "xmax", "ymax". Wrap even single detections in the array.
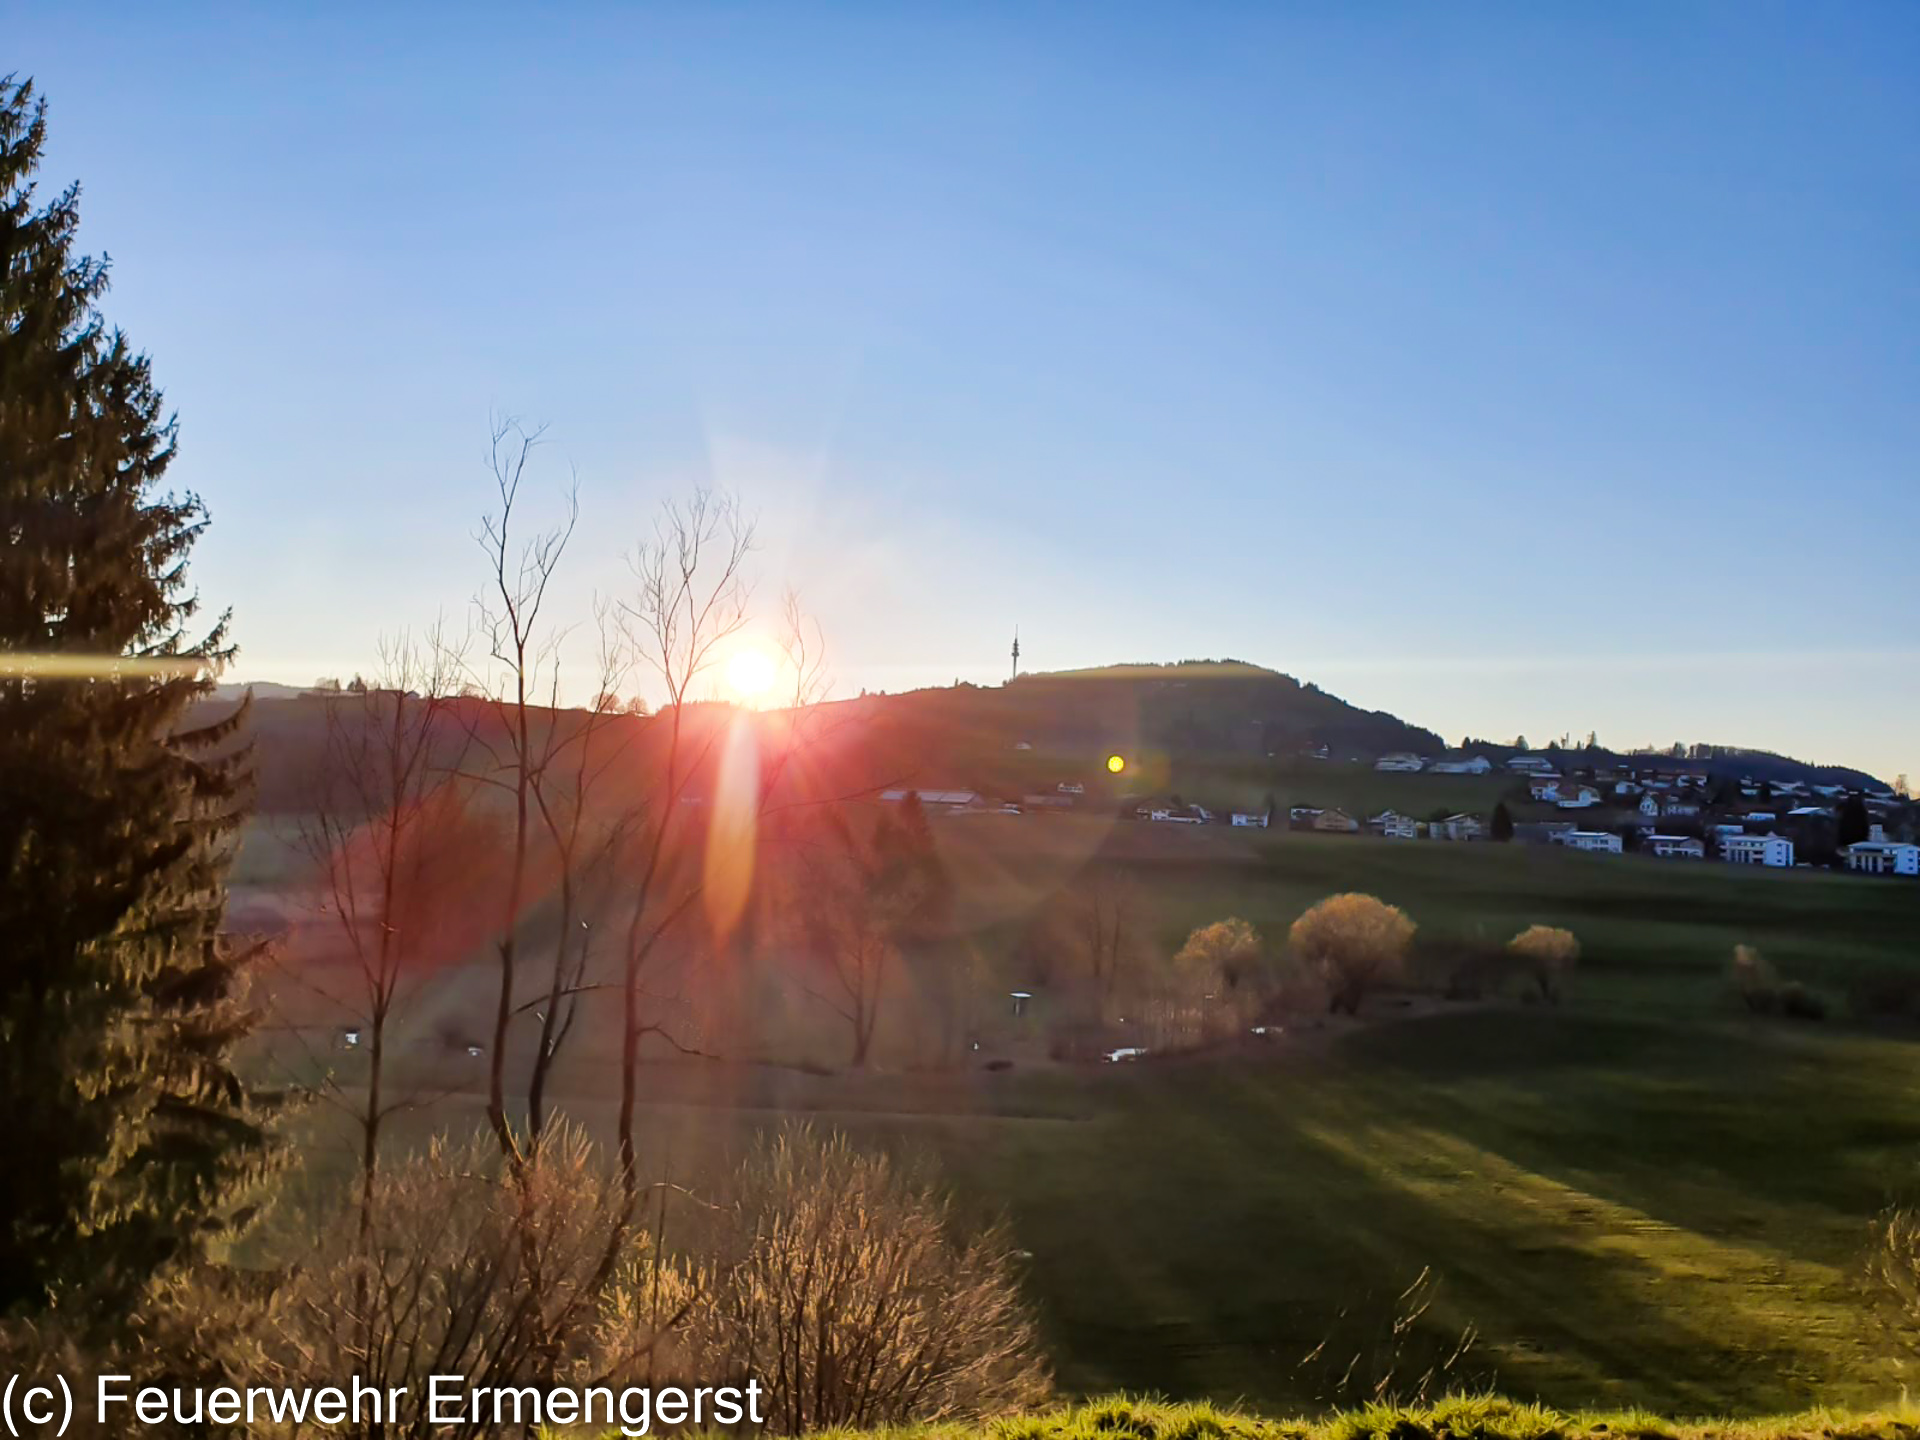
[
  {"xmin": 879, "ymin": 784, "xmax": 1275, "ymax": 829},
  {"xmin": 877, "ymin": 748, "xmax": 1915, "ymax": 880},
  {"xmin": 1286, "ymin": 806, "xmax": 1483, "ymax": 842},
  {"xmin": 1324, "ymin": 750, "xmax": 1915, "ymax": 875}
]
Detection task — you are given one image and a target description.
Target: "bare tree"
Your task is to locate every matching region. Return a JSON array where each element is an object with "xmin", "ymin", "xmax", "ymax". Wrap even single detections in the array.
[
  {"xmin": 1167, "ymin": 916, "xmax": 1267, "ymax": 1045},
  {"xmin": 288, "ymin": 630, "xmax": 485, "ymax": 1233},
  {"xmin": 607, "ymin": 492, "xmax": 755, "ymax": 1192},
  {"xmin": 522, "ymin": 608, "xmax": 638, "ymax": 1139},
  {"xmin": 1072, "ymin": 864, "xmax": 1138, "ymax": 1017},
  {"xmin": 787, "ymin": 799, "xmax": 937, "ymax": 1068},
  {"xmin": 1507, "ymin": 924, "xmax": 1580, "ymax": 1004},
  {"xmin": 1289, "ymin": 892, "xmax": 1416, "ymax": 1015},
  {"xmin": 465, "ymin": 416, "xmax": 579, "ymax": 1163}
]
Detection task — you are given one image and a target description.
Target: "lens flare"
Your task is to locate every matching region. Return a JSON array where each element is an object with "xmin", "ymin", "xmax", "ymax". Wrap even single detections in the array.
[
  {"xmin": 703, "ymin": 713, "xmax": 760, "ymax": 947},
  {"xmin": 1106, "ymin": 754, "xmax": 1126, "ymax": 774},
  {"xmin": 0, "ymin": 652, "xmax": 208, "ymax": 680}
]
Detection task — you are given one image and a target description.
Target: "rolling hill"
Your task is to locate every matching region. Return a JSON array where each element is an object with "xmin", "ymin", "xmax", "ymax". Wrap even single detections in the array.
[{"xmin": 209, "ymin": 659, "xmax": 1884, "ymax": 810}]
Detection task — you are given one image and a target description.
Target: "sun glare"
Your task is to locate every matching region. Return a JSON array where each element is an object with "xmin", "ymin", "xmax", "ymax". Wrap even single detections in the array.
[
  {"xmin": 1107, "ymin": 754, "xmax": 1126, "ymax": 774},
  {"xmin": 726, "ymin": 646, "xmax": 778, "ymax": 700}
]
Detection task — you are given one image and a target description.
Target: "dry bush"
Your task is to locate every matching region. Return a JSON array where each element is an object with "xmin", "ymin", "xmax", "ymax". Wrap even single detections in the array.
[
  {"xmin": 1732, "ymin": 944, "xmax": 1827, "ymax": 1021},
  {"xmin": 260, "ymin": 1126, "xmax": 650, "ymax": 1440},
  {"xmin": 650, "ymin": 1125, "xmax": 1048, "ymax": 1434},
  {"xmin": 1290, "ymin": 894, "xmax": 1416, "ymax": 1015},
  {"xmin": 1162, "ymin": 918, "xmax": 1268, "ymax": 1046},
  {"xmin": 1507, "ymin": 926, "xmax": 1580, "ymax": 1004},
  {"xmin": 0, "ymin": 1268, "xmax": 276, "ymax": 1438},
  {"xmin": 1867, "ymin": 1203, "xmax": 1920, "ymax": 1356},
  {"xmin": 1730, "ymin": 943, "xmax": 1778, "ymax": 1011}
]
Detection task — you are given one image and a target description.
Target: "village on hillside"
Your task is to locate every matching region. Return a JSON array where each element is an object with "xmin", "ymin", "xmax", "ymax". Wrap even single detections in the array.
[
  {"xmin": 1290, "ymin": 751, "xmax": 1913, "ymax": 874},
  {"xmin": 882, "ymin": 747, "xmax": 1918, "ymax": 879}
]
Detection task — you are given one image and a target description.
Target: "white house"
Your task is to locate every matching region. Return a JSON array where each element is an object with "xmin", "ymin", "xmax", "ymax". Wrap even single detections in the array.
[
  {"xmin": 1723, "ymin": 833, "xmax": 1794, "ymax": 867},
  {"xmin": 1646, "ymin": 834, "xmax": 1706, "ymax": 859},
  {"xmin": 1845, "ymin": 841, "xmax": 1920, "ymax": 876},
  {"xmin": 1429, "ymin": 813, "xmax": 1485, "ymax": 841},
  {"xmin": 1374, "ymin": 753, "xmax": 1426, "ymax": 773},
  {"xmin": 1742, "ymin": 811, "xmax": 1779, "ymax": 824},
  {"xmin": 1638, "ymin": 794, "xmax": 1661, "ymax": 818},
  {"xmin": 1231, "ymin": 812, "xmax": 1268, "ymax": 828},
  {"xmin": 1662, "ymin": 800, "xmax": 1700, "ymax": 818},
  {"xmin": 1551, "ymin": 830, "xmax": 1623, "ymax": 855},
  {"xmin": 1368, "ymin": 809, "xmax": 1418, "ymax": 840},
  {"xmin": 1516, "ymin": 821, "xmax": 1576, "ymax": 845},
  {"xmin": 1429, "ymin": 755, "xmax": 1493, "ymax": 775},
  {"xmin": 1509, "ymin": 755, "xmax": 1559, "ymax": 775},
  {"xmin": 880, "ymin": 788, "xmax": 979, "ymax": 809},
  {"xmin": 1534, "ymin": 777, "xmax": 1597, "ymax": 806}
]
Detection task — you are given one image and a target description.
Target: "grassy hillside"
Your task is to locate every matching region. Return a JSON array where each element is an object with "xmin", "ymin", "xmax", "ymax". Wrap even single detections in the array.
[
  {"xmin": 928, "ymin": 1010, "xmax": 1919, "ymax": 1414},
  {"xmin": 236, "ymin": 746, "xmax": 1920, "ymax": 1419},
  {"xmin": 270, "ymin": 1000, "xmax": 1920, "ymax": 1416},
  {"xmin": 217, "ymin": 666, "xmax": 1893, "ymax": 825},
  {"xmin": 925, "ymin": 816, "xmax": 1920, "ymax": 1020},
  {"xmin": 760, "ymin": 1396, "xmax": 1920, "ymax": 1440}
]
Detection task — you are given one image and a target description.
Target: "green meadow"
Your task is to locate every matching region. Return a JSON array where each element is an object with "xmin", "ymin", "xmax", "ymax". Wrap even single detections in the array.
[
  {"xmin": 246, "ymin": 812, "xmax": 1920, "ymax": 1417},
  {"xmin": 743, "ymin": 1395, "xmax": 1920, "ymax": 1440}
]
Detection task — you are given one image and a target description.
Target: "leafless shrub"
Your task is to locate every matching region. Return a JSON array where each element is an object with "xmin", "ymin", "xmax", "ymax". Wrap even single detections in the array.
[
  {"xmin": 1731, "ymin": 943, "xmax": 1778, "ymax": 1012},
  {"xmin": 1507, "ymin": 925, "xmax": 1580, "ymax": 1004},
  {"xmin": 1730, "ymin": 944, "xmax": 1827, "ymax": 1019},
  {"xmin": 1867, "ymin": 1203, "xmax": 1920, "ymax": 1358},
  {"xmin": 648, "ymin": 1125, "xmax": 1048, "ymax": 1434},
  {"xmin": 1156, "ymin": 917, "xmax": 1268, "ymax": 1048},
  {"xmin": 261, "ymin": 1126, "xmax": 653, "ymax": 1440},
  {"xmin": 1289, "ymin": 893, "xmax": 1416, "ymax": 1016}
]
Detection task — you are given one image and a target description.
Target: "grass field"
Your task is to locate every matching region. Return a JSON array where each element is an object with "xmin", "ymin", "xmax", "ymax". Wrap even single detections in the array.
[
  {"xmin": 933, "ymin": 1010, "xmax": 1920, "ymax": 1415},
  {"xmin": 930, "ymin": 815, "xmax": 1920, "ymax": 1018},
  {"xmin": 238, "ymin": 811, "xmax": 1920, "ymax": 1417},
  {"xmin": 750, "ymin": 1394, "xmax": 1920, "ymax": 1440}
]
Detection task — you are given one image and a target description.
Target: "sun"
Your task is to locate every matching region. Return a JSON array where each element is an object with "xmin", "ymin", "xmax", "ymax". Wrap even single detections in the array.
[
  {"xmin": 726, "ymin": 646, "xmax": 778, "ymax": 700},
  {"xmin": 1106, "ymin": 753, "xmax": 1126, "ymax": 774}
]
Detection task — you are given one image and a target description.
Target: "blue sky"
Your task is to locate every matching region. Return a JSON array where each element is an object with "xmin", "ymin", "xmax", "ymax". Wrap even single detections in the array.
[{"xmin": 15, "ymin": 3, "xmax": 1919, "ymax": 779}]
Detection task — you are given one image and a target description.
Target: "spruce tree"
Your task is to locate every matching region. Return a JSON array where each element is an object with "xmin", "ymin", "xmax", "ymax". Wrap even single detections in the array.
[
  {"xmin": 0, "ymin": 77, "xmax": 273, "ymax": 1321},
  {"xmin": 1837, "ymin": 793, "xmax": 1872, "ymax": 848}
]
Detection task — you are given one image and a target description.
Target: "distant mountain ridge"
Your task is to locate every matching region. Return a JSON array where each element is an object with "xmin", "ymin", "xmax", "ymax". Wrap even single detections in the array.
[{"xmin": 212, "ymin": 660, "xmax": 1885, "ymax": 795}]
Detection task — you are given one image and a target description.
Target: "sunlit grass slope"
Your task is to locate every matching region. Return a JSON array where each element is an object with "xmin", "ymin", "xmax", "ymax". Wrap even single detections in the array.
[{"xmin": 763, "ymin": 1396, "xmax": 1920, "ymax": 1440}]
